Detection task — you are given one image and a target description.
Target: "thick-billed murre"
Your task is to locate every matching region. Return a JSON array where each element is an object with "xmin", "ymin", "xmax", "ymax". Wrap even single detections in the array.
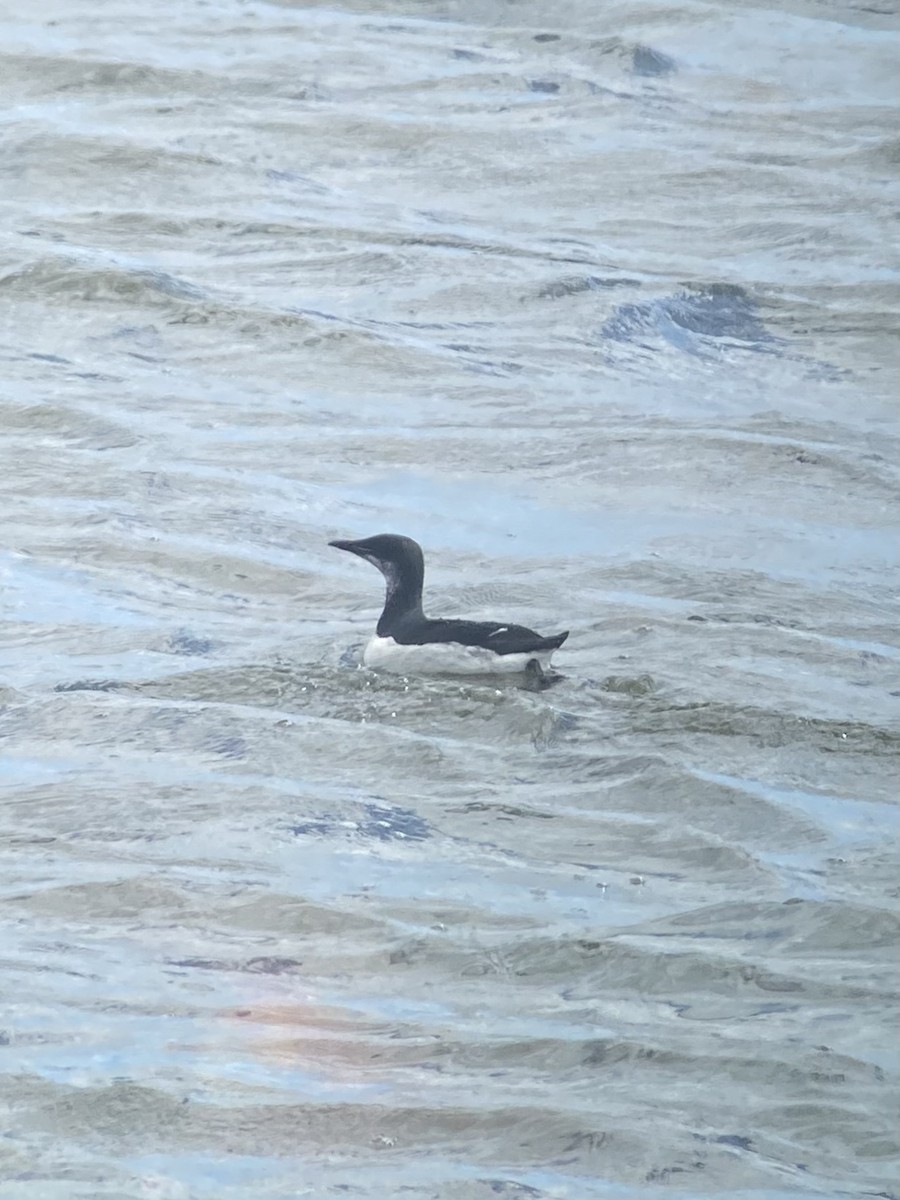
[{"xmin": 329, "ymin": 533, "xmax": 568, "ymax": 678}]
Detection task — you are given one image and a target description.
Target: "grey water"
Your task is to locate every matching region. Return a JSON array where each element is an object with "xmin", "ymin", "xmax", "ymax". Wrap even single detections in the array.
[{"xmin": 0, "ymin": 0, "xmax": 898, "ymax": 1197}]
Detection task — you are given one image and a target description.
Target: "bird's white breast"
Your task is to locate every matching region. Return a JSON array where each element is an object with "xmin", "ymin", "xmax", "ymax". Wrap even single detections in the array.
[{"xmin": 362, "ymin": 636, "xmax": 555, "ymax": 676}]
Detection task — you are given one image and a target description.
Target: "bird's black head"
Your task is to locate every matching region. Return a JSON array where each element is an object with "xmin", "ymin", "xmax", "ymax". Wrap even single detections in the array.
[{"xmin": 329, "ymin": 533, "xmax": 426, "ymax": 631}]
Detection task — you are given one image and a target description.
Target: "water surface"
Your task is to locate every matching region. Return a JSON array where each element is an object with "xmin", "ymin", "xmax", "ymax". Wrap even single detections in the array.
[{"xmin": 0, "ymin": 0, "xmax": 897, "ymax": 1197}]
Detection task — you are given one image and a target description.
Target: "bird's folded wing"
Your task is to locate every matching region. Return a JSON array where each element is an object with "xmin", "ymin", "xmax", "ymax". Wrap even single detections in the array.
[{"xmin": 403, "ymin": 619, "xmax": 567, "ymax": 656}]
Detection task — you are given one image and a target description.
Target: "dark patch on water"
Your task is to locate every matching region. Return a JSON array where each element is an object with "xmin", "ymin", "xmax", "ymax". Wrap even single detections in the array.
[
  {"xmin": 710, "ymin": 1134, "xmax": 754, "ymax": 1151},
  {"xmin": 557, "ymin": 708, "xmax": 580, "ymax": 727},
  {"xmin": 455, "ymin": 800, "xmax": 555, "ymax": 819},
  {"xmin": 167, "ymin": 630, "xmax": 218, "ymax": 656},
  {"xmin": 244, "ymin": 956, "xmax": 303, "ymax": 974},
  {"xmin": 54, "ymin": 679, "xmax": 127, "ymax": 693},
  {"xmin": 688, "ymin": 611, "xmax": 803, "ymax": 629},
  {"xmin": 291, "ymin": 802, "xmax": 431, "ymax": 843},
  {"xmin": 528, "ymin": 79, "xmax": 560, "ymax": 94},
  {"xmin": 485, "ymin": 1179, "xmax": 545, "ymax": 1196},
  {"xmin": 539, "ymin": 275, "xmax": 640, "ymax": 299},
  {"xmin": 207, "ymin": 735, "xmax": 247, "ymax": 759},
  {"xmin": 601, "ymin": 284, "xmax": 778, "ymax": 355},
  {"xmin": 632, "ymin": 45, "xmax": 677, "ymax": 76},
  {"xmin": 167, "ymin": 956, "xmax": 303, "ymax": 975}
]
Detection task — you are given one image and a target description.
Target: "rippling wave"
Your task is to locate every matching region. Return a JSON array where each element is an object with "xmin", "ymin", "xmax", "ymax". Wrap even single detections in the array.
[{"xmin": 1, "ymin": 0, "xmax": 897, "ymax": 1196}]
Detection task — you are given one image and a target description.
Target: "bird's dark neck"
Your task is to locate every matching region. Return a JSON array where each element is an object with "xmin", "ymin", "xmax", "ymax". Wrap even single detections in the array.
[{"xmin": 375, "ymin": 562, "xmax": 424, "ymax": 636}]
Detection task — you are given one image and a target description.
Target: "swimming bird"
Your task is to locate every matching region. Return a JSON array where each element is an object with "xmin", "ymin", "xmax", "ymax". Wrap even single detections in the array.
[{"xmin": 329, "ymin": 533, "xmax": 568, "ymax": 678}]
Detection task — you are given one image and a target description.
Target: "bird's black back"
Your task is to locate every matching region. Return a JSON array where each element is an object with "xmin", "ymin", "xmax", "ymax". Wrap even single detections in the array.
[{"xmin": 390, "ymin": 615, "xmax": 568, "ymax": 656}]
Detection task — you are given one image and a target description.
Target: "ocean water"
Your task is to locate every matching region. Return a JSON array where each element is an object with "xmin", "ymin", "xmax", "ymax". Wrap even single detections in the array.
[{"xmin": 0, "ymin": 0, "xmax": 897, "ymax": 1197}]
